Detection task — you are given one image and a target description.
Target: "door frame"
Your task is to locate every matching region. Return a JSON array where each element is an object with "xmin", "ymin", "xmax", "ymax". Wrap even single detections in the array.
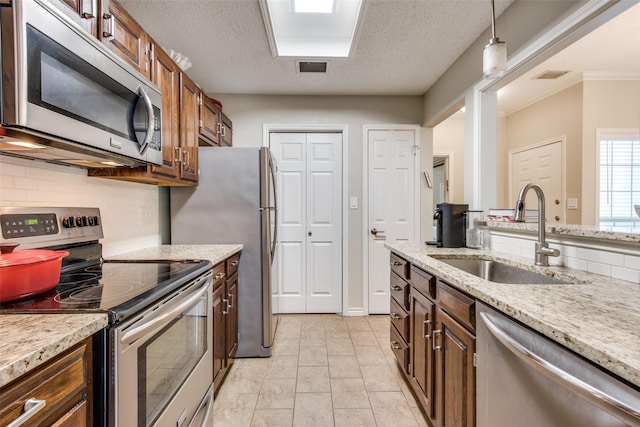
[
  {"xmin": 433, "ymin": 152, "xmax": 455, "ymax": 204},
  {"xmin": 263, "ymin": 124, "xmax": 349, "ymax": 315},
  {"xmin": 362, "ymin": 124, "xmax": 421, "ymax": 315}
]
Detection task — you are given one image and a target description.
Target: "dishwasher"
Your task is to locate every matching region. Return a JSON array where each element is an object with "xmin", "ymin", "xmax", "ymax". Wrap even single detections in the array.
[{"xmin": 476, "ymin": 302, "xmax": 640, "ymax": 427}]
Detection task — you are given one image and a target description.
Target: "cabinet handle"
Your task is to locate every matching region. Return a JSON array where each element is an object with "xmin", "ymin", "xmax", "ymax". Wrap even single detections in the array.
[
  {"xmin": 390, "ymin": 313, "xmax": 401, "ymax": 320},
  {"xmin": 432, "ymin": 329, "xmax": 442, "ymax": 351},
  {"xmin": 423, "ymin": 319, "xmax": 432, "ymax": 339},
  {"xmin": 221, "ymin": 125, "xmax": 226, "ymax": 137},
  {"xmin": 217, "ymin": 123, "xmax": 222, "ymax": 135},
  {"xmin": 390, "ymin": 285, "xmax": 402, "ymax": 292},
  {"xmin": 174, "ymin": 147, "xmax": 182, "ymax": 164},
  {"xmin": 392, "ymin": 261, "xmax": 402, "ymax": 266},
  {"xmin": 390, "ymin": 340, "xmax": 401, "ymax": 350},
  {"xmin": 214, "ymin": 272, "xmax": 226, "ymax": 281},
  {"xmin": 102, "ymin": 13, "xmax": 115, "ymax": 38},
  {"xmin": 227, "ymin": 293, "xmax": 234, "ymax": 308},
  {"xmin": 183, "ymin": 150, "xmax": 190, "ymax": 167},
  {"xmin": 230, "ymin": 260, "xmax": 239, "ymax": 267},
  {"xmin": 222, "ymin": 299, "xmax": 229, "ymax": 315},
  {"xmin": 8, "ymin": 398, "xmax": 46, "ymax": 427}
]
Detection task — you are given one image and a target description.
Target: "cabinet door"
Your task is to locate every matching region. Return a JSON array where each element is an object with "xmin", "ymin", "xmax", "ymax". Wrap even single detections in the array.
[
  {"xmin": 410, "ymin": 289, "xmax": 436, "ymax": 423},
  {"xmin": 199, "ymin": 96, "xmax": 221, "ymax": 146},
  {"xmin": 150, "ymin": 43, "xmax": 180, "ymax": 179},
  {"xmin": 48, "ymin": 0, "xmax": 98, "ymax": 36},
  {"xmin": 212, "ymin": 283, "xmax": 226, "ymax": 390},
  {"xmin": 99, "ymin": 0, "xmax": 150, "ymax": 78},
  {"xmin": 220, "ymin": 112, "xmax": 233, "ymax": 146},
  {"xmin": 225, "ymin": 272, "xmax": 239, "ymax": 362},
  {"xmin": 179, "ymin": 73, "xmax": 199, "ymax": 183},
  {"xmin": 435, "ymin": 309, "xmax": 476, "ymax": 427}
]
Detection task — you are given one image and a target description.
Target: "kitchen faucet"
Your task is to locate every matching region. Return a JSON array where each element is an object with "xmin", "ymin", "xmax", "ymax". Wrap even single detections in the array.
[{"xmin": 514, "ymin": 183, "xmax": 560, "ymax": 266}]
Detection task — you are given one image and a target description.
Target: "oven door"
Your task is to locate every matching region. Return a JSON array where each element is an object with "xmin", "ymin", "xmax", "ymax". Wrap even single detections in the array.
[{"xmin": 114, "ymin": 272, "xmax": 212, "ymax": 427}]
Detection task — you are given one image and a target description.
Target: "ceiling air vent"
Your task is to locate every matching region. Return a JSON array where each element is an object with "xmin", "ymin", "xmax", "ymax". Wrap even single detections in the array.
[
  {"xmin": 534, "ymin": 70, "xmax": 570, "ymax": 80},
  {"xmin": 298, "ymin": 61, "xmax": 328, "ymax": 73}
]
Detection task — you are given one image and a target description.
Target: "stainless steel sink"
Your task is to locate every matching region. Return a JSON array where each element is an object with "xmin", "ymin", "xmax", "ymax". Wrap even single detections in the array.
[{"xmin": 433, "ymin": 258, "xmax": 570, "ymax": 284}]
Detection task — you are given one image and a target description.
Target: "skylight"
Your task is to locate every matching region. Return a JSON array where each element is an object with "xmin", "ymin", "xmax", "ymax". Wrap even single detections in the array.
[
  {"xmin": 294, "ymin": 0, "xmax": 334, "ymax": 14},
  {"xmin": 260, "ymin": 0, "xmax": 363, "ymax": 58}
]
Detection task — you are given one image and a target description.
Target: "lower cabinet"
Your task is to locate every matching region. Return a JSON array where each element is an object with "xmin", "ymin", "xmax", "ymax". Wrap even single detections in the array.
[
  {"xmin": 212, "ymin": 252, "xmax": 241, "ymax": 394},
  {"xmin": 390, "ymin": 253, "xmax": 476, "ymax": 427},
  {"xmin": 0, "ymin": 337, "xmax": 93, "ymax": 426}
]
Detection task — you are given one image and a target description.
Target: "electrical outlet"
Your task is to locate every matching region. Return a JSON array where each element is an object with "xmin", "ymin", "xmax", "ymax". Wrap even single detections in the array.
[{"xmin": 567, "ymin": 198, "xmax": 578, "ymax": 210}]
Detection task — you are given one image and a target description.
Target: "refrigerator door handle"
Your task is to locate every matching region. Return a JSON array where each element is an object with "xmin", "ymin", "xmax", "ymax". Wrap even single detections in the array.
[{"xmin": 269, "ymin": 154, "xmax": 278, "ymax": 264}]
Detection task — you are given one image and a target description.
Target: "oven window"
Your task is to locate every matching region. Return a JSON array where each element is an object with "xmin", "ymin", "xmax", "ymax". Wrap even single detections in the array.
[{"xmin": 138, "ymin": 295, "xmax": 208, "ymax": 426}]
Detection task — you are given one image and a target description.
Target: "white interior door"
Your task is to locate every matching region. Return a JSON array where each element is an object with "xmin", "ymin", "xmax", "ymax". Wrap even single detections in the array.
[
  {"xmin": 271, "ymin": 132, "xmax": 343, "ymax": 313},
  {"xmin": 367, "ymin": 129, "xmax": 417, "ymax": 314},
  {"xmin": 510, "ymin": 140, "xmax": 563, "ymax": 224}
]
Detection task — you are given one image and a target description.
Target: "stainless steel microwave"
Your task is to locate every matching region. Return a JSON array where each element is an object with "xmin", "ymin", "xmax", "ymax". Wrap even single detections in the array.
[{"xmin": 0, "ymin": 0, "xmax": 162, "ymax": 167}]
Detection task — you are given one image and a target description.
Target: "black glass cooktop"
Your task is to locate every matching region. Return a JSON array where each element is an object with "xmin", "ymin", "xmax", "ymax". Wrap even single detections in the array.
[{"xmin": 0, "ymin": 259, "xmax": 211, "ymax": 323}]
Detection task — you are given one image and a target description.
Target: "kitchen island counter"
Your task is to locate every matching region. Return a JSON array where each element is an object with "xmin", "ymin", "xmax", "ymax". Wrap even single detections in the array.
[
  {"xmin": 386, "ymin": 243, "xmax": 640, "ymax": 387},
  {"xmin": 0, "ymin": 313, "xmax": 108, "ymax": 387}
]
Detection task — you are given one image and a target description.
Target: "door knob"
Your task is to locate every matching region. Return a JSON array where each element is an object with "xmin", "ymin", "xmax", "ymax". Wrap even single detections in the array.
[
  {"xmin": 308, "ymin": 231, "xmax": 312, "ymax": 236},
  {"xmin": 371, "ymin": 228, "xmax": 378, "ymax": 236}
]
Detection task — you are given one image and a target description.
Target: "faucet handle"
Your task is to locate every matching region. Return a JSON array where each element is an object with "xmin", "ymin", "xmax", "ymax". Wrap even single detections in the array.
[{"xmin": 536, "ymin": 242, "xmax": 560, "ymax": 258}]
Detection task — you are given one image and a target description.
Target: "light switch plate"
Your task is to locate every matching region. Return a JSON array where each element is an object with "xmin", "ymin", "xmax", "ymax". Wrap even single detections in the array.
[
  {"xmin": 567, "ymin": 198, "xmax": 578, "ymax": 210},
  {"xmin": 350, "ymin": 196, "xmax": 358, "ymax": 209}
]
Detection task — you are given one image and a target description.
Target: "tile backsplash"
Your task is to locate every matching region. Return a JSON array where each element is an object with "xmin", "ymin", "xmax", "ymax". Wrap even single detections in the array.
[
  {"xmin": 490, "ymin": 230, "xmax": 640, "ymax": 284},
  {"xmin": 0, "ymin": 157, "xmax": 161, "ymax": 256}
]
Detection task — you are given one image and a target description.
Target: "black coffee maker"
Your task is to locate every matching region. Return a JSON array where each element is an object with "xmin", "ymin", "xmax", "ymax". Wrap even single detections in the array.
[{"xmin": 433, "ymin": 203, "xmax": 468, "ymax": 247}]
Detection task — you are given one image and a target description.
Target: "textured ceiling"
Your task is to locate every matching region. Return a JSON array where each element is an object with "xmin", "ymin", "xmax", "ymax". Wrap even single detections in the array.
[{"xmin": 119, "ymin": 0, "xmax": 512, "ymax": 96}]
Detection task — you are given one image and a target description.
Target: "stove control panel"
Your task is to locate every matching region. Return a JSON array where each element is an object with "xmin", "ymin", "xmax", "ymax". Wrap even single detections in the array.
[{"xmin": 0, "ymin": 207, "xmax": 103, "ymax": 249}]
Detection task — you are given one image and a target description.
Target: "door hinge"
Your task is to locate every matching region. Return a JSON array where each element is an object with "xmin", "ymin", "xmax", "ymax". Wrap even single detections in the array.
[{"xmin": 473, "ymin": 352, "xmax": 477, "ymax": 367}]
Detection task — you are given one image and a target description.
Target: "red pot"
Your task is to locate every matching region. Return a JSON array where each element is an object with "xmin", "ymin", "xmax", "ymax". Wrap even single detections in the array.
[{"xmin": 0, "ymin": 249, "xmax": 69, "ymax": 303}]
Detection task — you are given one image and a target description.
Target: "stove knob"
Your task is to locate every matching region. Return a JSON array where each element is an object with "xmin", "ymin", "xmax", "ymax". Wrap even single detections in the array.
[
  {"xmin": 93, "ymin": 216, "xmax": 100, "ymax": 226},
  {"xmin": 81, "ymin": 216, "xmax": 89, "ymax": 226},
  {"xmin": 62, "ymin": 216, "xmax": 76, "ymax": 228},
  {"xmin": 88, "ymin": 216, "xmax": 95, "ymax": 226},
  {"xmin": 75, "ymin": 216, "xmax": 83, "ymax": 227}
]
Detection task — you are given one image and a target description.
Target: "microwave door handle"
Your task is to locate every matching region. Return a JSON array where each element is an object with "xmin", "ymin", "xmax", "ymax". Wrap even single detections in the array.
[{"xmin": 137, "ymin": 86, "xmax": 155, "ymax": 155}]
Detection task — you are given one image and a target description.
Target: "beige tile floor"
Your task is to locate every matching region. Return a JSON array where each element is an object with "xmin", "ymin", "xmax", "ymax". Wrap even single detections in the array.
[{"xmin": 212, "ymin": 314, "xmax": 429, "ymax": 427}]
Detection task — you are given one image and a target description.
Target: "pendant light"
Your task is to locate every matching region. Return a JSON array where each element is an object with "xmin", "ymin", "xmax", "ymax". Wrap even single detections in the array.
[{"xmin": 483, "ymin": 0, "xmax": 507, "ymax": 79}]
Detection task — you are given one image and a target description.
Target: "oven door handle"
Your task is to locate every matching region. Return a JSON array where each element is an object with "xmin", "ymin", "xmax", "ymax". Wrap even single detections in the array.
[{"xmin": 120, "ymin": 278, "xmax": 210, "ymax": 346}]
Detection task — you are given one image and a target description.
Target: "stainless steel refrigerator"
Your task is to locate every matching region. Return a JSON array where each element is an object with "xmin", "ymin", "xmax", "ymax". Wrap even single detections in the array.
[{"xmin": 170, "ymin": 147, "xmax": 277, "ymax": 357}]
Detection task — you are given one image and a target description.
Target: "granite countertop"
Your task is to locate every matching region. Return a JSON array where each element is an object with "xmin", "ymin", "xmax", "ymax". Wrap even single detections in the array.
[
  {"xmin": 386, "ymin": 243, "xmax": 640, "ymax": 387},
  {"xmin": 488, "ymin": 221, "xmax": 640, "ymax": 244},
  {"xmin": 108, "ymin": 244, "xmax": 243, "ymax": 265},
  {"xmin": 0, "ymin": 314, "xmax": 108, "ymax": 387}
]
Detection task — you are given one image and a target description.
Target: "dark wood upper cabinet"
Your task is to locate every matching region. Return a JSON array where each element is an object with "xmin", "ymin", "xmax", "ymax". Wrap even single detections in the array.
[
  {"xmin": 179, "ymin": 73, "xmax": 200, "ymax": 183},
  {"xmin": 48, "ymin": 0, "xmax": 98, "ymax": 36},
  {"xmin": 99, "ymin": 0, "xmax": 150, "ymax": 78}
]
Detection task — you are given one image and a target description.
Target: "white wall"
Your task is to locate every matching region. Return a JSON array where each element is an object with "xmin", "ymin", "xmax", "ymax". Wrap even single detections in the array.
[
  {"xmin": 214, "ymin": 94, "xmax": 425, "ymax": 314},
  {"xmin": 0, "ymin": 157, "xmax": 162, "ymax": 256},
  {"xmin": 433, "ymin": 114, "xmax": 465, "ymax": 204}
]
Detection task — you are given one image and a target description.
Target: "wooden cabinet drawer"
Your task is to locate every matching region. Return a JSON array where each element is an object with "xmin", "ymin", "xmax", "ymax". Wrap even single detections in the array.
[
  {"xmin": 410, "ymin": 264, "xmax": 436, "ymax": 299},
  {"xmin": 226, "ymin": 253, "xmax": 240, "ymax": 277},
  {"xmin": 390, "ymin": 253, "xmax": 409, "ymax": 280},
  {"xmin": 390, "ymin": 297, "xmax": 409, "ymax": 343},
  {"xmin": 438, "ymin": 280, "xmax": 475, "ymax": 332},
  {"xmin": 390, "ymin": 325, "xmax": 410, "ymax": 375},
  {"xmin": 390, "ymin": 272, "xmax": 410, "ymax": 311},
  {"xmin": 212, "ymin": 262, "xmax": 226, "ymax": 289},
  {"xmin": 0, "ymin": 339, "xmax": 90, "ymax": 426}
]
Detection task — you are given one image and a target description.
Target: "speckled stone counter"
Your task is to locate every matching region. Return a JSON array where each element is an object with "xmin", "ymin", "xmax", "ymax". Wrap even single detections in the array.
[
  {"xmin": 386, "ymin": 243, "xmax": 640, "ymax": 387},
  {"xmin": 488, "ymin": 221, "xmax": 640, "ymax": 244},
  {"xmin": 0, "ymin": 314, "xmax": 108, "ymax": 387},
  {"xmin": 108, "ymin": 244, "xmax": 243, "ymax": 266}
]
